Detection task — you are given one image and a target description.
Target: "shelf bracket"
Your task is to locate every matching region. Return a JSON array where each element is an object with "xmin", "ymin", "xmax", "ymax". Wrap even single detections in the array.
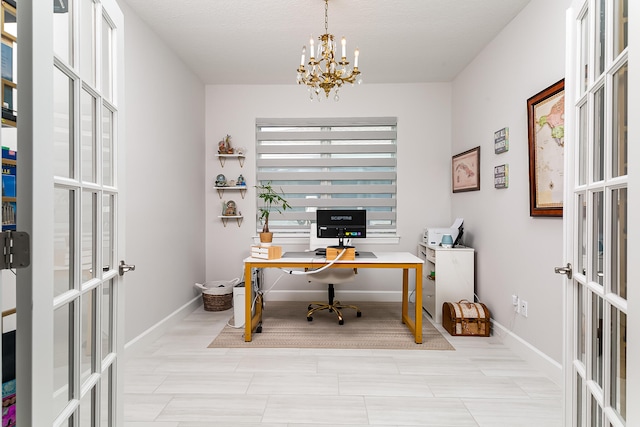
[
  {"xmin": 220, "ymin": 216, "xmax": 243, "ymax": 227},
  {"xmin": 216, "ymin": 187, "xmax": 247, "ymax": 199}
]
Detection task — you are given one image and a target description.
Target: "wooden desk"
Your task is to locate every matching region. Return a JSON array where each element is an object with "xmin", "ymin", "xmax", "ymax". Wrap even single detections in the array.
[{"xmin": 243, "ymin": 252, "xmax": 424, "ymax": 343}]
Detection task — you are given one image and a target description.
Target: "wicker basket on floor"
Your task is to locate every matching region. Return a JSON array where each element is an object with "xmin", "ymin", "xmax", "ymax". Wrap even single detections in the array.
[
  {"xmin": 195, "ymin": 279, "xmax": 239, "ymax": 312},
  {"xmin": 202, "ymin": 292, "xmax": 233, "ymax": 311}
]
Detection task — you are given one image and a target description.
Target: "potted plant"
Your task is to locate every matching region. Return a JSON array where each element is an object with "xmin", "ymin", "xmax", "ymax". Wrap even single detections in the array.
[{"xmin": 256, "ymin": 182, "xmax": 291, "ymax": 245}]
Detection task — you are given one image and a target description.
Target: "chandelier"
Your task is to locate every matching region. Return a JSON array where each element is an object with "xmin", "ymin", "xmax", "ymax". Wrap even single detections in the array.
[{"xmin": 296, "ymin": 0, "xmax": 362, "ymax": 101}]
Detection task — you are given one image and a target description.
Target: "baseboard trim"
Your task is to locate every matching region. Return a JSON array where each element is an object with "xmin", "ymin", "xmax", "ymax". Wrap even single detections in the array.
[
  {"xmin": 491, "ymin": 319, "xmax": 563, "ymax": 386},
  {"xmin": 124, "ymin": 296, "xmax": 201, "ymax": 358}
]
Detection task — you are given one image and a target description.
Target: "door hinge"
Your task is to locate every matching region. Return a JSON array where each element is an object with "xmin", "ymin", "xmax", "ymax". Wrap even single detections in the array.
[{"xmin": 1, "ymin": 231, "xmax": 31, "ymax": 270}]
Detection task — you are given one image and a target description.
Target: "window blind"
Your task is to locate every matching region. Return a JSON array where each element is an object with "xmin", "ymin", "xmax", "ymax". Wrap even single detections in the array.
[{"xmin": 256, "ymin": 117, "xmax": 397, "ymax": 236}]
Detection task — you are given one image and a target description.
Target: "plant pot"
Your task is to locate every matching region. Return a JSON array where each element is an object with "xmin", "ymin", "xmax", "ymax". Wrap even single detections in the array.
[{"xmin": 259, "ymin": 232, "xmax": 273, "ymax": 246}]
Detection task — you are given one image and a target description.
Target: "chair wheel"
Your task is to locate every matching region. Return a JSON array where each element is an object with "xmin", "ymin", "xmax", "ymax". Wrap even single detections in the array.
[
  {"xmin": 307, "ymin": 316, "xmax": 313, "ymax": 322},
  {"xmin": 308, "ymin": 304, "xmax": 313, "ymax": 310},
  {"xmin": 338, "ymin": 319, "xmax": 344, "ymax": 325},
  {"xmin": 356, "ymin": 311, "xmax": 362, "ymax": 317},
  {"xmin": 256, "ymin": 325, "xmax": 262, "ymax": 333}
]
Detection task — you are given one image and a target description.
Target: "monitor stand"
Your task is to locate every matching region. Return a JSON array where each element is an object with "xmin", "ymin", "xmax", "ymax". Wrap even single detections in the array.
[{"xmin": 328, "ymin": 236, "xmax": 353, "ymax": 249}]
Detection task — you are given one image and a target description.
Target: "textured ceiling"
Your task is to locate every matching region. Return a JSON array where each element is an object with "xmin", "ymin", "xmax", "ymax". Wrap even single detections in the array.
[{"xmin": 123, "ymin": 0, "xmax": 531, "ymax": 85}]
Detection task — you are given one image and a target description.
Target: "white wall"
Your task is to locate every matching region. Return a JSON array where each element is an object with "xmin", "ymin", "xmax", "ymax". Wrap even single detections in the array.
[
  {"xmin": 205, "ymin": 83, "xmax": 452, "ymax": 300},
  {"xmin": 451, "ymin": 0, "xmax": 572, "ymax": 365},
  {"xmin": 120, "ymin": 1, "xmax": 206, "ymax": 343}
]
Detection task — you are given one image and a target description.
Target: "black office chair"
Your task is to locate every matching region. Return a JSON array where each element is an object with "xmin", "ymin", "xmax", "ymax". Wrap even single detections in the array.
[{"xmin": 306, "ymin": 268, "xmax": 362, "ymax": 325}]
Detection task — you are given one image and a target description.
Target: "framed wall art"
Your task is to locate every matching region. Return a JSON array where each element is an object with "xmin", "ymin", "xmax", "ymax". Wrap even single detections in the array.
[
  {"xmin": 527, "ymin": 79, "xmax": 564, "ymax": 217},
  {"xmin": 452, "ymin": 146, "xmax": 480, "ymax": 193}
]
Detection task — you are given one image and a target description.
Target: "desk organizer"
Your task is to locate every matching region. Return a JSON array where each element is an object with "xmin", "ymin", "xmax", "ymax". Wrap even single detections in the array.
[{"xmin": 251, "ymin": 245, "xmax": 282, "ymax": 259}]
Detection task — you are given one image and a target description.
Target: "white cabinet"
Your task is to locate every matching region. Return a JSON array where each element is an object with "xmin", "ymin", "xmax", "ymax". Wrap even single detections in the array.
[{"xmin": 417, "ymin": 242, "xmax": 475, "ymax": 323}]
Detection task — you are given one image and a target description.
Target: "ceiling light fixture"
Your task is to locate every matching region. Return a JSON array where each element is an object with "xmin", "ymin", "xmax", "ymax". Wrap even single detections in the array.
[{"xmin": 296, "ymin": 0, "xmax": 362, "ymax": 101}]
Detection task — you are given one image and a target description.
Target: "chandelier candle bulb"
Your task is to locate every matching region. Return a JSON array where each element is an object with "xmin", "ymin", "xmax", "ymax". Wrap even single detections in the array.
[
  {"xmin": 341, "ymin": 37, "xmax": 346, "ymax": 58},
  {"xmin": 354, "ymin": 48, "xmax": 359, "ymax": 68},
  {"xmin": 300, "ymin": 46, "xmax": 306, "ymax": 66},
  {"xmin": 310, "ymin": 37, "xmax": 315, "ymax": 59}
]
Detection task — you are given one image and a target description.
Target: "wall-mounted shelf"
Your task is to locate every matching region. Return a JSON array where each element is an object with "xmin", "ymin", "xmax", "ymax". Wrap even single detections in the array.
[
  {"xmin": 216, "ymin": 154, "xmax": 245, "ymax": 168},
  {"xmin": 218, "ymin": 215, "xmax": 243, "ymax": 227},
  {"xmin": 215, "ymin": 185, "xmax": 247, "ymax": 199}
]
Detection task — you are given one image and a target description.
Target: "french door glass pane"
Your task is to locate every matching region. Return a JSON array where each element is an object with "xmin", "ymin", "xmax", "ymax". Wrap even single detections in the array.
[
  {"xmin": 101, "ymin": 15, "xmax": 113, "ymax": 101},
  {"xmin": 100, "ymin": 366, "xmax": 113, "ymax": 426},
  {"xmin": 610, "ymin": 307, "xmax": 627, "ymax": 421},
  {"xmin": 102, "ymin": 106, "xmax": 113, "ymax": 186},
  {"xmin": 593, "ymin": 87, "xmax": 605, "ymax": 182},
  {"xmin": 101, "ymin": 280, "xmax": 113, "ymax": 359},
  {"xmin": 80, "ymin": 0, "xmax": 96, "ymax": 86},
  {"xmin": 103, "ymin": 194, "xmax": 114, "ymax": 271},
  {"xmin": 576, "ymin": 373, "xmax": 583, "ymax": 427},
  {"xmin": 612, "ymin": 65, "xmax": 628, "ymax": 177},
  {"xmin": 592, "ymin": 294, "xmax": 604, "ymax": 387},
  {"xmin": 81, "ymin": 89, "xmax": 97, "ymax": 183},
  {"xmin": 578, "ymin": 103, "xmax": 588, "ymax": 185},
  {"xmin": 79, "ymin": 386, "xmax": 95, "ymax": 426},
  {"xmin": 53, "ymin": 302, "xmax": 74, "ymax": 419},
  {"xmin": 53, "ymin": 0, "xmax": 73, "ymax": 65},
  {"xmin": 613, "ymin": 0, "xmax": 628, "ymax": 56},
  {"xmin": 591, "ymin": 393, "xmax": 603, "ymax": 426},
  {"xmin": 592, "ymin": 191, "xmax": 604, "ymax": 285},
  {"xmin": 81, "ymin": 288, "xmax": 96, "ymax": 385},
  {"xmin": 577, "ymin": 281, "xmax": 586, "ymax": 363},
  {"xmin": 577, "ymin": 193, "xmax": 587, "ymax": 276},
  {"xmin": 580, "ymin": 8, "xmax": 590, "ymax": 94},
  {"xmin": 54, "ymin": 67, "xmax": 74, "ymax": 178},
  {"xmin": 611, "ymin": 188, "xmax": 627, "ymax": 299},
  {"xmin": 54, "ymin": 188, "xmax": 74, "ymax": 298},
  {"xmin": 82, "ymin": 190, "xmax": 97, "ymax": 282},
  {"xmin": 595, "ymin": 0, "xmax": 606, "ymax": 77}
]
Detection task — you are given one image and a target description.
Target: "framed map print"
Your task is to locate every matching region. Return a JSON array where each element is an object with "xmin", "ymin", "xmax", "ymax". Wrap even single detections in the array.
[
  {"xmin": 452, "ymin": 146, "xmax": 480, "ymax": 193},
  {"xmin": 527, "ymin": 79, "xmax": 564, "ymax": 217}
]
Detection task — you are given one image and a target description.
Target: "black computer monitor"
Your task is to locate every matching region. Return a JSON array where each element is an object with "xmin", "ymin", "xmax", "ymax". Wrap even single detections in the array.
[{"xmin": 316, "ymin": 209, "xmax": 366, "ymax": 248}]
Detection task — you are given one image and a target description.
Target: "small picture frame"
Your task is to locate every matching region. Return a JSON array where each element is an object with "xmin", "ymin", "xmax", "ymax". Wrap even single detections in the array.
[{"xmin": 452, "ymin": 146, "xmax": 480, "ymax": 193}]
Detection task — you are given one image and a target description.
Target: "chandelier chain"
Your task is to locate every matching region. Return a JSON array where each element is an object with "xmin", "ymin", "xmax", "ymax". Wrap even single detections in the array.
[{"xmin": 324, "ymin": 0, "xmax": 329, "ymax": 34}]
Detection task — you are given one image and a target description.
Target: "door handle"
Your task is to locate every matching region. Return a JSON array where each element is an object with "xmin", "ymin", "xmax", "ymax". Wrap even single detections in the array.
[
  {"xmin": 119, "ymin": 260, "xmax": 136, "ymax": 276},
  {"xmin": 554, "ymin": 263, "xmax": 572, "ymax": 279}
]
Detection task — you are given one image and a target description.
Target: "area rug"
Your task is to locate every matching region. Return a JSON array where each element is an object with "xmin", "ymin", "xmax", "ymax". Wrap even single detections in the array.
[{"xmin": 208, "ymin": 301, "xmax": 454, "ymax": 350}]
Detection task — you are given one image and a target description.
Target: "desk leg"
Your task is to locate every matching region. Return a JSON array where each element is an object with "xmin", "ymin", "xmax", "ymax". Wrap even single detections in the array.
[
  {"xmin": 401, "ymin": 266, "xmax": 423, "ymax": 344},
  {"xmin": 401, "ymin": 269, "xmax": 408, "ymax": 324},
  {"xmin": 244, "ymin": 263, "xmax": 252, "ymax": 342},
  {"xmin": 415, "ymin": 264, "xmax": 423, "ymax": 344}
]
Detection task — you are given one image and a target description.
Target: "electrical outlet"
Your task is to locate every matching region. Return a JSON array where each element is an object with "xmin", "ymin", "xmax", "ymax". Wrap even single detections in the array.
[
  {"xmin": 512, "ymin": 294, "xmax": 518, "ymax": 306},
  {"xmin": 513, "ymin": 295, "xmax": 520, "ymax": 313},
  {"xmin": 520, "ymin": 300, "xmax": 528, "ymax": 317}
]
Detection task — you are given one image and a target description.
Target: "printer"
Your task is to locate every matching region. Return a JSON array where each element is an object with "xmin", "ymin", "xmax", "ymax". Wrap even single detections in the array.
[{"xmin": 423, "ymin": 218, "xmax": 464, "ymax": 246}]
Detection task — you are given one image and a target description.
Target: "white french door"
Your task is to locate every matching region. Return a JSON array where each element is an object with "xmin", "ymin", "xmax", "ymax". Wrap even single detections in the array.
[
  {"xmin": 17, "ymin": 0, "xmax": 126, "ymax": 425},
  {"xmin": 564, "ymin": 0, "xmax": 628, "ymax": 425}
]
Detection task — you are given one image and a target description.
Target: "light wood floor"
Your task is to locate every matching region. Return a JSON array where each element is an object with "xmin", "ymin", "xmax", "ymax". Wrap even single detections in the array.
[{"xmin": 124, "ymin": 305, "xmax": 562, "ymax": 426}]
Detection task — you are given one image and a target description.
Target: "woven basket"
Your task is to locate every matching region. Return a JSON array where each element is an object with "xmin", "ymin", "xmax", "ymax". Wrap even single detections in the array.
[
  {"xmin": 202, "ymin": 292, "xmax": 233, "ymax": 311},
  {"xmin": 195, "ymin": 279, "xmax": 239, "ymax": 312}
]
